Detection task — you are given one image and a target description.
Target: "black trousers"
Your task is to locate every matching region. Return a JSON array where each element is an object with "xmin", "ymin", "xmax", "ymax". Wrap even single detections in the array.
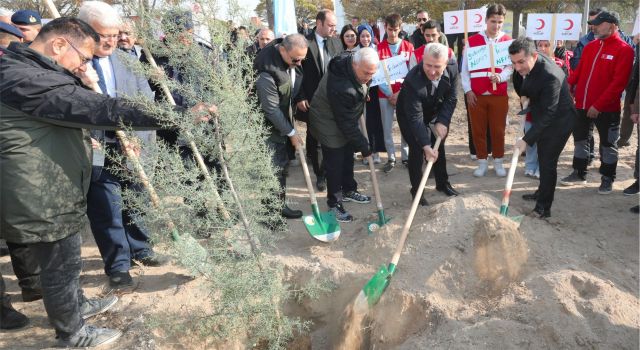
[
  {"xmin": 407, "ymin": 131, "xmax": 448, "ymax": 193},
  {"xmin": 572, "ymin": 109, "xmax": 620, "ymax": 178},
  {"xmin": 29, "ymin": 233, "xmax": 86, "ymax": 339},
  {"xmin": 535, "ymin": 131, "xmax": 571, "ymax": 212},
  {"xmin": 321, "ymin": 144, "xmax": 357, "ymax": 207},
  {"xmin": 6, "ymin": 242, "xmax": 41, "ymax": 292},
  {"xmin": 267, "ymin": 139, "xmax": 289, "ymax": 205},
  {"xmin": 306, "ymin": 132, "xmax": 325, "ymax": 179}
]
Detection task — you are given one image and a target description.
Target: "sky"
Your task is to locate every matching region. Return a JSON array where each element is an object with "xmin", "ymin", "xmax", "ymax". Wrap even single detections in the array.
[{"xmin": 218, "ymin": 0, "xmax": 260, "ymax": 21}]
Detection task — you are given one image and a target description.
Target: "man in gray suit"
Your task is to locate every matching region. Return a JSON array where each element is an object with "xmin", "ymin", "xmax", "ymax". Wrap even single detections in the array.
[{"xmin": 79, "ymin": 1, "xmax": 168, "ymax": 289}]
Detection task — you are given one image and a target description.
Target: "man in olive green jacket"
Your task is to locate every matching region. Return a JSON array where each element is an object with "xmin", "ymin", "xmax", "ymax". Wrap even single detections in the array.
[
  {"xmin": 0, "ymin": 18, "xmax": 213, "ymax": 347},
  {"xmin": 308, "ymin": 47, "xmax": 379, "ymax": 222}
]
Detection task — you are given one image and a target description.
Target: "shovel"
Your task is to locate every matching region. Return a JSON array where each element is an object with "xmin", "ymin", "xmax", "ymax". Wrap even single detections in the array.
[
  {"xmin": 295, "ymin": 143, "xmax": 340, "ymax": 242},
  {"xmin": 357, "ymin": 137, "xmax": 441, "ymax": 307},
  {"xmin": 358, "ymin": 116, "xmax": 390, "ymax": 234},
  {"xmin": 498, "ymin": 99, "xmax": 530, "ymax": 222}
]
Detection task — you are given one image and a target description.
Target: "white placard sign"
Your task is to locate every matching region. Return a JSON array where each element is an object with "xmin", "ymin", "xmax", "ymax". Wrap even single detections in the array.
[
  {"xmin": 526, "ymin": 13, "xmax": 582, "ymax": 40},
  {"xmin": 444, "ymin": 8, "xmax": 486, "ymax": 34},
  {"xmin": 466, "ymin": 40, "xmax": 514, "ymax": 71},
  {"xmin": 370, "ymin": 54, "xmax": 409, "ymax": 87}
]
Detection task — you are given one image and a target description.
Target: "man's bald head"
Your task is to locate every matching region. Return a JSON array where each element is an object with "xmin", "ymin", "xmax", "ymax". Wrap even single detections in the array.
[{"xmin": 257, "ymin": 27, "xmax": 274, "ymax": 49}]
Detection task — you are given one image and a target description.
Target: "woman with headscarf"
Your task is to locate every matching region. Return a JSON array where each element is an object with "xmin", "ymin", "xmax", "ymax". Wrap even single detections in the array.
[{"xmin": 358, "ymin": 23, "xmax": 384, "ymax": 164}]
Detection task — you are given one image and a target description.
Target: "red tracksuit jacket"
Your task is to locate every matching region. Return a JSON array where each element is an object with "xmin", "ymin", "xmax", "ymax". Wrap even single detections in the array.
[{"xmin": 567, "ymin": 31, "xmax": 634, "ymax": 112}]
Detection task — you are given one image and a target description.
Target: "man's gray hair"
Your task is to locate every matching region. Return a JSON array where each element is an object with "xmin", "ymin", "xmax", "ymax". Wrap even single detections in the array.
[
  {"xmin": 353, "ymin": 47, "xmax": 379, "ymax": 66},
  {"xmin": 424, "ymin": 42, "xmax": 448, "ymax": 60},
  {"xmin": 78, "ymin": 1, "xmax": 122, "ymax": 29},
  {"xmin": 281, "ymin": 33, "xmax": 308, "ymax": 51}
]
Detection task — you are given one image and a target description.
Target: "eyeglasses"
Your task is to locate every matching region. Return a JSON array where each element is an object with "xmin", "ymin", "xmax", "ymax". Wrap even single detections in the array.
[
  {"xmin": 64, "ymin": 38, "xmax": 91, "ymax": 66},
  {"xmin": 291, "ymin": 57, "xmax": 306, "ymax": 63},
  {"xmin": 417, "ymin": 18, "xmax": 428, "ymax": 22},
  {"xmin": 97, "ymin": 33, "xmax": 119, "ymax": 40}
]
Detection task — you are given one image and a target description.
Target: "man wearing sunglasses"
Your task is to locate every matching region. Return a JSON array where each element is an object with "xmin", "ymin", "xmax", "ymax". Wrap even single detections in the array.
[
  {"xmin": 410, "ymin": 10, "xmax": 429, "ymax": 48},
  {"xmin": 254, "ymin": 34, "xmax": 308, "ymax": 220}
]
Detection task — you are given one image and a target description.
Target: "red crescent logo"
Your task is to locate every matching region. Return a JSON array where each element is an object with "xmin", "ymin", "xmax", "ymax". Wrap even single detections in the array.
[
  {"xmin": 564, "ymin": 19, "xmax": 574, "ymax": 30},
  {"xmin": 536, "ymin": 18, "xmax": 545, "ymax": 30},
  {"xmin": 474, "ymin": 14, "xmax": 482, "ymax": 23},
  {"xmin": 452, "ymin": 15, "xmax": 459, "ymax": 25}
]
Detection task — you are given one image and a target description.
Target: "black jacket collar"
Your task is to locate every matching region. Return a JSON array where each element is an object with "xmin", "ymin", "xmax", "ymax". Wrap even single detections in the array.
[{"xmin": 5, "ymin": 42, "xmax": 83, "ymax": 84}]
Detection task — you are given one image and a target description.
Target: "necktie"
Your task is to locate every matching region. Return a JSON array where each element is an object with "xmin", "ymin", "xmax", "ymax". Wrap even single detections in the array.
[
  {"xmin": 322, "ymin": 38, "xmax": 330, "ymax": 73},
  {"xmin": 91, "ymin": 57, "xmax": 108, "ymax": 95}
]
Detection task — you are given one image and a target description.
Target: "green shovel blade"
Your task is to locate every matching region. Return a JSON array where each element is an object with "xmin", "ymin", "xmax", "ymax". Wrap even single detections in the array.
[
  {"xmin": 303, "ymin": 204, "xmax": 341, "ymax": 242},
  {"xmin": 362, "ymin": 263, "xmax": 396, "ymax": 306},
  {"xmin": 367, "ymin": 209, "xmax": 391, "ymax": 234},
  {"xmin": 499, "ymin": 206, "xmax": 524, "ymax": 224}
]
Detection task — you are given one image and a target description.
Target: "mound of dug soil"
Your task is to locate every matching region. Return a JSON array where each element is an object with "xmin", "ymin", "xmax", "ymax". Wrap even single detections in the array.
[{"xmin": 274, "ymin": 193, "xmax": 639, "ymax": 349}]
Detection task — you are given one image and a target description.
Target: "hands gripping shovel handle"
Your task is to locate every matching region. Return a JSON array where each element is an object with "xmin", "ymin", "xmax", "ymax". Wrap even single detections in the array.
[{"xmin": 360, "ymin": 137, "xmax": 441, "ymax": 307}]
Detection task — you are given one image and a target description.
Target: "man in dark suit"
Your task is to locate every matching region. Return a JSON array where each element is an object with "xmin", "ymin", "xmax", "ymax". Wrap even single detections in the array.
[
  {"xmin": 294, "ymin": 9, "xmax": 342, "ymax": 191},
  {"xmin": 510, "ymin": 37, "xmax": 575, "ymax": 218},
  {"xmin": 79, "ymin": 1, "xmax": 168, "ymax": 289},
  {"xmin": 396, "ymin": 43, "xmax": 458, "ymax": 206}
]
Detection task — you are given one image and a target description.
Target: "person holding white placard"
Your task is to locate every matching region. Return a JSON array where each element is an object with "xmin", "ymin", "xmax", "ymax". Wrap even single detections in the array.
[
  {"xmin": 460, "ymin": 3, "xmax": 513, "ymax": 178},
  {"xmin": 377, "ymin": 13, "xmax": 414, "ymax": 173}
]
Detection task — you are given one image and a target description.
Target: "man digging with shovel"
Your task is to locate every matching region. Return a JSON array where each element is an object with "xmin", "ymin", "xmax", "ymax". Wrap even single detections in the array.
[
  {"xmin": 510, "ymin": 37, "xmax": 575, "ymax": 218},
  {"xmin": 308, "ymin": 47, "xmax": 379, "ymax": 222}
]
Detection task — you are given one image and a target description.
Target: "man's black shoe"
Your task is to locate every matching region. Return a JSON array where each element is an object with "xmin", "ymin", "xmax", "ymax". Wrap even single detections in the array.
[
  {"xmin": 436, "ymin": 182, "xmax": 459, "ymax": 196},
  {"xmin": 316, "ymin": 176, "xmax": 326, "ymax": 192},
  {"xmin": 109, "ymin": 271, "xmax": 133, "ymax": 289},
  {"xmin": 410, "ymin": 189, "xmax": 428, "ymax": 206},
  {"xmin": 530, "ymin": 206, "xmax": 550, "ymax": 218},
  {"xmin": 0, "ymin": 297, "xmax": 29, "ymax": 330},
  {"xmin": 522, "ymin": 190, "xmax": 539, "ymax": 201},
  {"xmin": 281, "ymin": 205, "xmax": 303, "ymax": 219},
  {"xmin": 133, "ymin": 253, "xmax": 171, "ymax": 267},
  {"xmin": 21, "ymin": 288, "xmax": 43, "ymax": 302},
  {"xmin": 631, "ymin": 205, "xmax": 639, "ymax": 214},
  {"xmin": 623, "ymin": 180, "xmax": 639, "ymax": 196}
]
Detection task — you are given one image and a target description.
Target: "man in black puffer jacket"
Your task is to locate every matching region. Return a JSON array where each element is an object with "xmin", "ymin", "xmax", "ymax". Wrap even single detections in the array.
[
  {"xmin": 397, "ymin": 42, "xmax": 459, "ymax": 207},
  {"xmin": 308, "ymin": 48, "xmax": 379, "ymax": 222}
]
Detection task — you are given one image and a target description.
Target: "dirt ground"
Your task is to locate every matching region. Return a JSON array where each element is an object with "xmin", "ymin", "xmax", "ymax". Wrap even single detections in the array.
[{"xmin": 1, "ymin": 87, "xmax": 638, "ymax": 349}]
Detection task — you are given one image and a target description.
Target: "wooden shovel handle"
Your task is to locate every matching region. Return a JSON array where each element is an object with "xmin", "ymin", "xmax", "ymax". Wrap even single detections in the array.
[
  {"xmin": 296, "ymin": 141, "xmax": 319, "ymax": 207},
  {"xmin": 390, "ymin": 137, "xmax": 441, "ymax": 266},
  {"xmin": 359, "ymin": 116, "xmax": 383, "ymax": 210}
]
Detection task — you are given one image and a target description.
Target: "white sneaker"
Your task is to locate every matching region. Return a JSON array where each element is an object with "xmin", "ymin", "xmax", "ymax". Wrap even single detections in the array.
[
  {"xmin": 534, "ymin": 170, "xmax": 540, "ymax": 179},
  {"xmin": 524, "ymin": 169, "xmax": 534, "ymax": 177},
  {"xmin": 494, "ymin": 158, "xmax": 507, "ymax": 177},
  {"xmin": 470, "ymin": 154, "xmax": 478, "ymax": 160},
  {"xmin": 473, "ymin": 159, "xmax": 488, "ymax": 177},
  {"xmin": 373, "ymin": 153, "xmax": 381, "ymax": 164}
]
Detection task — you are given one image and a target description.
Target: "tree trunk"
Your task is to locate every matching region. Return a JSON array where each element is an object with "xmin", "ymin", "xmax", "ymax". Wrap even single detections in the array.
[
  {"xmin": 512, "ymin": 8, "xmax": 522, "ymax": 38},
  {"xmin": 266, "ymin": 0, "xmax": 274, "ymax": 29}
]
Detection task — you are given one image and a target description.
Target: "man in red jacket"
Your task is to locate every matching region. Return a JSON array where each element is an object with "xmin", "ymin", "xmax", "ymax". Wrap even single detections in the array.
[{"xmin": 560, "ymin": 11, "xmax": 634, "ymax": 194}]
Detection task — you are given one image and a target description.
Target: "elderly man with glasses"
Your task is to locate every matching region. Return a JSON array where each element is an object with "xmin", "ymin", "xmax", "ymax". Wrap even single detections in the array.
[{"xmin": 77, "ymin": 1, "xmax": 169, "ymax": 290}]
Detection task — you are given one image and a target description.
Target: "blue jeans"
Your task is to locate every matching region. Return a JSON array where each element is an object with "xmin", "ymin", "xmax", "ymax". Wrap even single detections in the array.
[
  {"xmin": 524, "ymin": 121, "xmax": 539, "ymax": 173},
  {"xmin": 87, "ymin": 166, "xmax": 152, "ymax": 275}
]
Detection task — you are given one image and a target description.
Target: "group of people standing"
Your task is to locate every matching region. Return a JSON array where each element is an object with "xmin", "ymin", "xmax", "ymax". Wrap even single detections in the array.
[{"xmin": 255, "ymin": 4, "xmax": 638, "ymax": 225}]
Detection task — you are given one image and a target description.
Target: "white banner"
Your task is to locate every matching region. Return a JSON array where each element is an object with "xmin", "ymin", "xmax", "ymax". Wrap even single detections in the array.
[
  {"xmin": 443, "ymin": 8, "xmax": 486, "ymax": 34},
  {"xmin": 466, "ymin": 40, "xmax": 514, "ymax": 71},
  {"xmin": 526, "ymin": 13, "xmax": 582, "ymax": 40},
  {"xmin": 273, "ymin": 0, "xmax": 297, "ymax": 37},
  {"xmin": 633, "ymin": 11, "xmax": 640, "ymax": 36},
  {"xmin": 370, "ymin": 55, "xmax": 409, "ymax": 87}
]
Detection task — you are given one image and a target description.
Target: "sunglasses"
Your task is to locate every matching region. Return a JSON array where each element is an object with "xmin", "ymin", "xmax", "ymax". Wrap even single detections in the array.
[
  {"xmin": 417, "ymin": 18, "xmax": 428, "ymax": 22},
  {"xmin": 291, "ymin": 57, "xmax": 306, "ymax": 63}
]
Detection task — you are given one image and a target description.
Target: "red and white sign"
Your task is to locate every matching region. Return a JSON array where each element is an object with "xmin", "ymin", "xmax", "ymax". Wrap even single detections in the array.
[
  {"xmin": 526, "ymin": 13, "xmax": 582, "ymax": 40},
  {"xmin": 444, "ymin": 8, "xmax": 486, "ymax": 34}
]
